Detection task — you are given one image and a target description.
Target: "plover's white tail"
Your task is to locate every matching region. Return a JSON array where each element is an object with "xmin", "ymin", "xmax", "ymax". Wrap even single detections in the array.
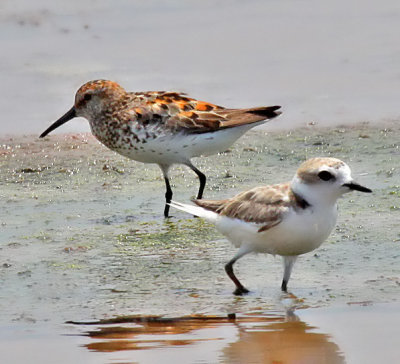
[{"xmin": 169, "ymin": 201, "xmax": 219, "ymax": 222}]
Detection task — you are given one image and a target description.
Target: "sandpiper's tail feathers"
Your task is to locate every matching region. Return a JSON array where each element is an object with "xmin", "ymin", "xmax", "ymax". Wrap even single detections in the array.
[
  {"xmin": 169, "ymin": 201, "xmax": 219, "ymax": 222},
  {"xmin": 246, "ymin": 105, "xmax": 282, "ymax": 118},
  {"xmin": 218, "ymin": 105, "xmax": 281, "ymax": 129}
]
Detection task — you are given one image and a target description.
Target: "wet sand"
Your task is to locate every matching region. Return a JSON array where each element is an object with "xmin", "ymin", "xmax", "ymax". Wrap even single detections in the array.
[{"xmin": 0, "ymin": 123, "xmax": 399, "ymax": 362}]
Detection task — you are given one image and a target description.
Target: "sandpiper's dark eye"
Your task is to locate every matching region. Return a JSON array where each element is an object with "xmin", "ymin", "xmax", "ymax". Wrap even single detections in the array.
[
  {"xmin": 84, "ymin": 93, "xmax": 92, "ymax": 101},
  {"xmin": 318, "ymin": 171, "xmax": 334, "ymax": 181}
]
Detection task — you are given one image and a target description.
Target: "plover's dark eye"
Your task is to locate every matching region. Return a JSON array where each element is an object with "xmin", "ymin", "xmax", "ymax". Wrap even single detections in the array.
[
  {"xmin": 318, "ymin": 171, "xmax": 334, "ymax": 181},
  {"xmin": 84, "ymin": 93, "xmax": 92, "ymax": 101}
]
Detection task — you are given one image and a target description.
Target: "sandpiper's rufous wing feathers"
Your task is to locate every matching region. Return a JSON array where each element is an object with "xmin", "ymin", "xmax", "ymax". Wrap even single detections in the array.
[
  {"xmin": 129, "ymin": 91, "xmax": 281, "ymax": 133},
  {"xmin": 167, "ymin": 105, "xmax": 282, "ymax": 134},
  {"xmin": 194, "ymin": 183, "xmax": 293, "ymax": 232}
]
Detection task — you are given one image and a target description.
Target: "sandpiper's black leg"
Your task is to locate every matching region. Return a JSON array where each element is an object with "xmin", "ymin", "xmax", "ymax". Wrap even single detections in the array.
[
  {"xmin": 281, "ymin": 279, "xmax": 288, "ymax": 292},
  {"xmin": 186, "ymin": 162, "xmax": 207, "ymax": 200},
  {"xmin": 163, "ymin": 176, "xmax": 173, "ymax": 218}
]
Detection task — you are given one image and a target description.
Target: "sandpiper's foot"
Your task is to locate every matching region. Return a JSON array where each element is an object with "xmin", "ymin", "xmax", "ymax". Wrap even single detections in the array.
[{"xmin": 233, "ymin": 287, "xmax": 249, "ymax": 296}]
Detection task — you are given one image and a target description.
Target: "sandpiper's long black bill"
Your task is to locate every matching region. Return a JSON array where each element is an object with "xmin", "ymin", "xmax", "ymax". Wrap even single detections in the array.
[
  {"xmin": 343, "ymin": 182, "xmax": 372, "ymax": 193},
  {"xmin": 39, "ymin": 107, "xmax": 76, "ymax": 138}
]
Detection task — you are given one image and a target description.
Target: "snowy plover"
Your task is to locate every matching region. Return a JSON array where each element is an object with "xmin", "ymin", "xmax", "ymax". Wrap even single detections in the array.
[{"xmin": 170, "ymin": 157, "xmax": 371, "ymax": 294}]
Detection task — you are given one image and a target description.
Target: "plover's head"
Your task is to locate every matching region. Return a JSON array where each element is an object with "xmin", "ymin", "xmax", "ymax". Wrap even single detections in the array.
[
  {"xmin": 40, "ymin": 80, "xmax": 126, "ymax": 138},
  {"xmin": 291, "ymin": 157, "xmax": 371, "ymax": 205}
]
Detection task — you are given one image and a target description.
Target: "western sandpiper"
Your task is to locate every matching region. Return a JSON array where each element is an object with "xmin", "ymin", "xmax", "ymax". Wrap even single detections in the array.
[
  {"xmin": 40, "ymin": 80, "xmax": 281, "ymax": 217},
  {"xmin": 170, "ymin": 157, "xmax": 371, "ymax": 295}
]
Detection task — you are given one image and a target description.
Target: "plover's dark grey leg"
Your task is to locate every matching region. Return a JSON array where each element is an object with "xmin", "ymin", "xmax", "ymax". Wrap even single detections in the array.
[
  {"xmin": 225, "ymin": 247, "xmax": 251, "ymax": 295},
  {"xmin": 281, "ymin": 256, "xmax": 297, "ymax": 292}
]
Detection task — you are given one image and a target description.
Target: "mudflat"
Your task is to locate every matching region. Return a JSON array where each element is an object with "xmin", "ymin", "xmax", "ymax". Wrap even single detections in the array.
[{"xmin": 0, "ymin": 124, "xmax": 398, "ymax": 363}]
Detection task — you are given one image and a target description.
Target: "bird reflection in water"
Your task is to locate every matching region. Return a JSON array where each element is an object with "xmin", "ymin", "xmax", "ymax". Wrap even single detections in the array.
[{"xmin": 72, "ymin": 310, "xmax": 345, "ymax": 363}]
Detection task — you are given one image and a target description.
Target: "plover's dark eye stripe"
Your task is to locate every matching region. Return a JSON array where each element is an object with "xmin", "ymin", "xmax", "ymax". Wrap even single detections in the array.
[{"xmin": 318, "ymin": 170, "xmax": 334, "ymax": 181}]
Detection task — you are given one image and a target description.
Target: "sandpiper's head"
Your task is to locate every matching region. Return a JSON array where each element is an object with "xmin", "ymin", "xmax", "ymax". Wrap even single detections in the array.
[
  {"xmin": 40, "ymin": 80, "xmax": 125, "ymax": 138},
  {"xmin": 292, "ymin": 157, "xmax": 371, "ymax": 204}
]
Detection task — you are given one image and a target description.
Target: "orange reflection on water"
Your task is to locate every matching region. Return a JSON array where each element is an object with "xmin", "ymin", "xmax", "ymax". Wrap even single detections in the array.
[{"xmin": 75, "ymin": 314, "xmax": 345, "ymax": 363}]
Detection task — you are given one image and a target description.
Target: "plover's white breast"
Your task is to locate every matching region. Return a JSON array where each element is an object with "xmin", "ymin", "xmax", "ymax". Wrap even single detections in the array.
[{"xmin": 215, "ymin": 203, "xmax": 338, "ymax": 256}]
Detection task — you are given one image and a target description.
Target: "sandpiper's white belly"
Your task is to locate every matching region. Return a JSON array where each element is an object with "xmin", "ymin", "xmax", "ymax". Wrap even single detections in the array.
[
  {"xmin": 216, "ymin": 205, "xmax": 338, "ymax": 256},
  {"xmin": 91, "ymin": 121, "xmax": 257, "ymax": 165}
]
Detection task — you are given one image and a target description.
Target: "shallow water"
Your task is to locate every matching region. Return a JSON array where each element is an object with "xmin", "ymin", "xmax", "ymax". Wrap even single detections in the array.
[
  {"xmin": 0, "ymin": 124, "xmax": 399, "ymax": 362},
  {"xmin": 1, "ymin": 0, "xmax": 400, "ymax": 135},
  {"xmin": 1, "ymin": 304, "xmax": 399, "ymax": 363}
]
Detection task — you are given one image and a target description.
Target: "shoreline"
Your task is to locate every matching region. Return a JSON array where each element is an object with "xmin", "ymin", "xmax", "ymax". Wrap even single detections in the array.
[{"xmin": 2, "ymin": 118, "xmax": 399, "ymax": 141}]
